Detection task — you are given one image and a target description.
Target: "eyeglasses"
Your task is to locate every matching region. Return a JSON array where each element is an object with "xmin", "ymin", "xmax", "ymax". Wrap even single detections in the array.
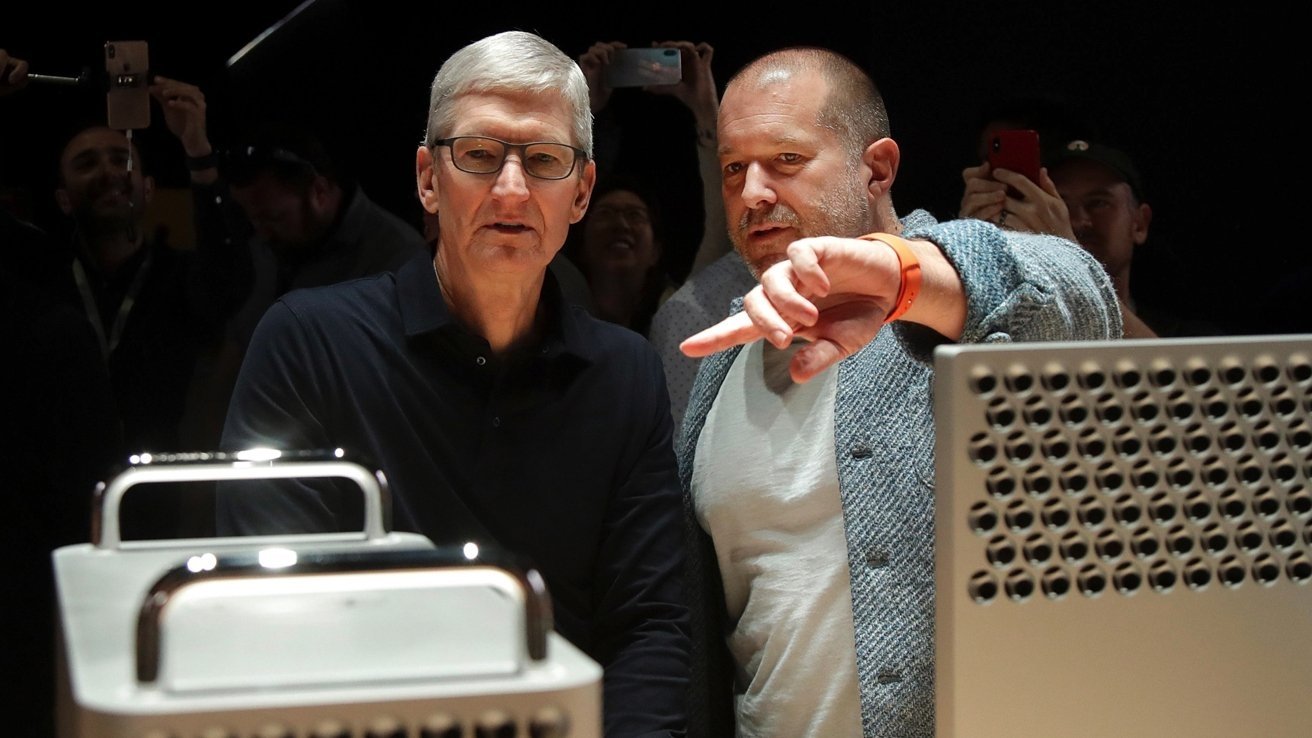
[{"xmin": 433, "ymin": 136, "xmax": 585, "ymax": 180}]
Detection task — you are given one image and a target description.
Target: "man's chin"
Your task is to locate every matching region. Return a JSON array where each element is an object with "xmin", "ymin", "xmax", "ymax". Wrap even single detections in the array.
[{"xmin": 744, "ymin": 252, "xmax": 787, "ymax": 281}]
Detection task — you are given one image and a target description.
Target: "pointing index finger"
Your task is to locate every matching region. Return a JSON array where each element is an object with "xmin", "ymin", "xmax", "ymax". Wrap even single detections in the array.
[{"xmin": 680, "ymin": 311, "xmax": 764, "ymax": 358}]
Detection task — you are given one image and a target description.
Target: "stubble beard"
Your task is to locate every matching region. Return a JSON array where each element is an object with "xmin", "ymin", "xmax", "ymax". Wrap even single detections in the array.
[{"xmin": 731, "ymin": 163, "xmax": 871, "ymax": 280}]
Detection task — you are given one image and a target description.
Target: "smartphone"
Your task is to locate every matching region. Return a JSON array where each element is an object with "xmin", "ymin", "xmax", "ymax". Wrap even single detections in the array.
[
  {"xmin": 987, "ymin": 128, "xmax": 1041, "ymax": 195},
  {"xmin": 604, "ymin": 47, "xmax": 682, "ymax": 88},
  {"xmin": 105, "ymin": 40, "xmax": 150, "ymax": 130}
]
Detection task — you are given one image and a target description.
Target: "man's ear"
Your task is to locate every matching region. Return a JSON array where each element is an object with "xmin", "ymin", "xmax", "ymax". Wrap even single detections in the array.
[
  {"xmin": 55, "ymin": 188, "xmax": 72, "ymax": 216},
  {"xmin": 416, "ymin": 145, "xmax": 440, "ymax": 215},
  {"xmin": 863, "ymin": 137, "xmax": 900, "ymax": 200},
  {"xmin": 142, "ymin": 175, "xmax": 156, "ymax": 206},
  {"xmin": 569, "ymin": 159, "xmax": 597, "ymax": 225},
  {"xmin": 1132, "ymin": 202, "xmax": 1152, "ymax": 245},
  {"xmin": 305, "ymin": 173, "xmax": 333, "ymax": 210}
]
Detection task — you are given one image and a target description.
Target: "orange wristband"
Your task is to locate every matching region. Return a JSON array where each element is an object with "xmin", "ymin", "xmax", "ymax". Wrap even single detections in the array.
[{"xmin": 859, "ymin": 232, "xmax": 922, "ymax": 324}]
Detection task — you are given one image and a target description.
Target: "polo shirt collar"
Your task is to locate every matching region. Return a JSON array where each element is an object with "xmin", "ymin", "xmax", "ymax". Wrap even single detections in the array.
[{"xmin": 396, "ymin": 249, "xmax": 598, "ymax": 364}]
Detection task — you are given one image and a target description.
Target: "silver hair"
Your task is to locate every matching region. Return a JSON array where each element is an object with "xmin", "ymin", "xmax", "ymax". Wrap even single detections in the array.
[{"xmin": 422, "ymin": 30, "xmax": 593, "ymax": 159}]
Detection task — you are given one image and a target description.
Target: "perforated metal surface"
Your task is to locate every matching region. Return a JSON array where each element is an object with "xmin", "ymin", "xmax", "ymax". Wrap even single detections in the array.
[
  {"xmin": 957, "ymin": 341, "xmax": 1312, "ymax": 602},
  {"xmin": 934, "ymin": 335, "xmax": 1312, "ymax": 738}
]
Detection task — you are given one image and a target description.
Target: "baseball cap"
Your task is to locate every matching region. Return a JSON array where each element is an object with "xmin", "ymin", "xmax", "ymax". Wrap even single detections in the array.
[
  {"xmin": 222, "ymin": 122, "xmax": 342, "ymax": 187},
  {"xmin": 1046, "ymin": 140, "xmax": 1145, "ymax": 201}
]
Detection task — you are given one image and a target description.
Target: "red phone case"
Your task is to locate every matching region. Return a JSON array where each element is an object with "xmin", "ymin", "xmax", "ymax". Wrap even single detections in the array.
[{"xmin": 988, "ymin": 129, "xmax": 1041, "ymax": 186}]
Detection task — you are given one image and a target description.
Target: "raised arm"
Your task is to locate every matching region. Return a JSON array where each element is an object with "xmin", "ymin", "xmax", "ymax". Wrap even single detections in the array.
[
  {"xmin": 150, "ymin": 75, "xmax": 254, "ymax": 326},
  {"xmin": 683, "ymin": 219, "xmax": 1121, "ymax": 383},
  {"xmin": 682, "ymin": 232, "xmax": 964, "ymax": 382},
  {"xmin": 649, "ymin": 41, "xmax": 729, "ymax": 276}
]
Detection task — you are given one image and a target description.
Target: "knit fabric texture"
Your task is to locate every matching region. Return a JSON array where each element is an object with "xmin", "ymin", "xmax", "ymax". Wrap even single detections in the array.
[{"xmin": 679, "ymin": 212, "xmax": 1121, "ymax": 737}]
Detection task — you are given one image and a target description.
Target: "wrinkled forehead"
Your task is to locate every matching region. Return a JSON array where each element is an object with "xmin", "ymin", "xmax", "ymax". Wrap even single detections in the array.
[
  {"xmin": 448, "ymin": 89, "xmax": 577, "ymax": 143},
  {"xmin": 720, "ymin": 67, "xmax": 829, "ymax": 139},
  {"xmin": 726, "ymin": 65, "xmax": 824, "ymax": 106},
  {"xmin": 60, "ymin": 127, "xmax": 135, "ymax": 168}
]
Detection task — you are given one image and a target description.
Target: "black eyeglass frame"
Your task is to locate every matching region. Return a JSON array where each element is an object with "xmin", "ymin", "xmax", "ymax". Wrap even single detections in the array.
[{"xmin": 432, "ymin": 136, "xmax": 587, "ymax": 180}]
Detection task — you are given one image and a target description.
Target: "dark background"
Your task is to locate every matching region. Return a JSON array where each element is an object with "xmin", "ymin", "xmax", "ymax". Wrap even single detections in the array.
[{"xmin": 5, "ymin": 1, "xmax": 1305, "ymax": 333}]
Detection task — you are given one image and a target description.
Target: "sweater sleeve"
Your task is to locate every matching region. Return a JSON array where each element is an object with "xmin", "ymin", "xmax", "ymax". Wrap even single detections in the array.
[{"xmin": 905, "ymin": 218, "xmax": 1123, "ymax": 344}]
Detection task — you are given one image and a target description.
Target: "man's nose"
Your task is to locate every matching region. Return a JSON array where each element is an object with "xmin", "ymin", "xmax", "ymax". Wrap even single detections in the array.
[
  {"xmin": 491, "ymin": 156, "xmax": 532, "ymax": 201},
  {"xmin": 740, "ymin": 162, "xmax": 776, "ymax": 210}
]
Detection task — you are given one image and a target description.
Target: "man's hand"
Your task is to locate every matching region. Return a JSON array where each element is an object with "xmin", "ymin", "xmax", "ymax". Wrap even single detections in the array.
[
  {"xmin": 647, "ymin": 41, "xmax": 717, "ymax": 128},
  {"xmin": 578, "ymin": 41, "xmax": 627, "ymax": 114},
  {"xmin": 149, "ymin": 75, "xmax": 210, "ymax": 157},
  {"xmin": 959, "ymin": 162, "xmax": 1075, "ymax": 240},
  {"xmin": 991, "ymin": 167, "xmax": 1075, "ymax": 240},
  {"xmin": 958, "ymin": 161, "xmax": 1007, "ymax": 223},
  {"xmin": 681, "ymin": 236, "xmax": 903, "ymax": 383},
  {"xmin": 0, "ymin": 49, "xmax": 30, "ymax": 96}
]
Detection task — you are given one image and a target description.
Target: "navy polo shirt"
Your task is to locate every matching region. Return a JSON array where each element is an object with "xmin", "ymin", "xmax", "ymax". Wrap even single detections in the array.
[{"xmin": 218, "ymin": 249, "xmax": 689, "ymax": 737}]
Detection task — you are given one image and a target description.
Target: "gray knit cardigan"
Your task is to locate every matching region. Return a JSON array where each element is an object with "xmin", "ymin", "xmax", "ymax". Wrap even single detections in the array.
[{"xmin": 678, "ymin": 212, "xmax": 1122, "ymax": 738}]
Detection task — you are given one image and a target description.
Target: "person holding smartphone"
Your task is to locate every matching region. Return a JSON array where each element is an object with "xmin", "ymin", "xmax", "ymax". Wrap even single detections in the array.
[
  {"xmin": 959, "ymin": 142, "xmax": 1160, "ymax": 337},
  {"xmin": 10, "ymin": 51, "xmax": 256, "ymax": 483},
  {"xmin": 48, "ymin": 73, "xmax": 252, "ymax": 530},
  {"xmin": 576, "ymin": 39, "xmax": 760, "ymax": 429},
  {"xmin": 955, "ymin": 95, "xmax": 1093, "ymax": 233},
  {"xmin": 577, "ymin": 39, "xmax": 728, "ymax": 280},
  {"xmin": 953, "ymin": 98, "xmax": 1166, "ymax": 338}
]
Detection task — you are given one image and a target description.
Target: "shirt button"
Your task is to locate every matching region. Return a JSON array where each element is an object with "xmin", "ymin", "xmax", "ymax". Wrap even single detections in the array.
[
  {"xmin": 491, "ymin": 416, "xmax": 501, "ymax": 428},
  {"xmin": 866, "ymin": 550, "xmax": 888, "ymax": 569},
  {"xmin": 850, "ymin": 444, "xmax": 873, "ymax": 459},
  {"xmin": 475, "ymin": 356, "xmax": 487, "ymax": 366}
]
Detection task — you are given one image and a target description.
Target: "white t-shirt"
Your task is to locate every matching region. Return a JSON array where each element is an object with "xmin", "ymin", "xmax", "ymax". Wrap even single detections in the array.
[{"xmin": 692, "ymin": 339, "xmax": 863, "ymax": 737}]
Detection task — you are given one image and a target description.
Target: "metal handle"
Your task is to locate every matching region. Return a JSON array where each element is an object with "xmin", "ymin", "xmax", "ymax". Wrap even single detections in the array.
[
  {"xmin": 134, "ymin": 545, "xmax": 552, "ymax": 684},
  {"xmin": 91, "ymin": 451, "xmax": 391, "ymax": 549}
]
